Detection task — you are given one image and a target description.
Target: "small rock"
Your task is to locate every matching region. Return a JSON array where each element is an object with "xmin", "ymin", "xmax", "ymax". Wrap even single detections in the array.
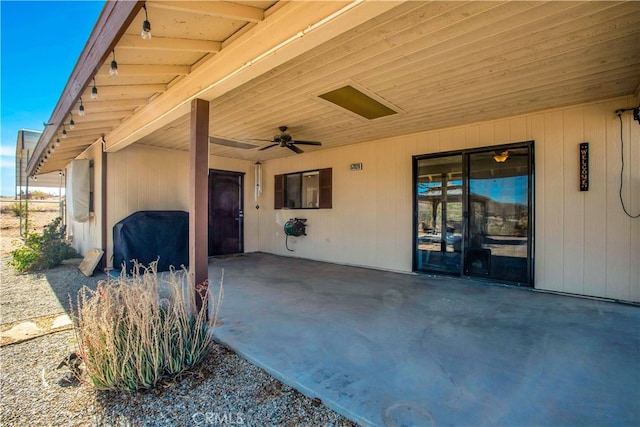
[{"xmin": 51, "ymin": 315, "xmax": 72, "ymax": 329}]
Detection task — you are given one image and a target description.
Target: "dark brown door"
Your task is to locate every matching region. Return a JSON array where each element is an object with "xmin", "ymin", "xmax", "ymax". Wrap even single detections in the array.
[{"xmin": 208, "ymin": 170, "xmax": 244, "ymax": 256}]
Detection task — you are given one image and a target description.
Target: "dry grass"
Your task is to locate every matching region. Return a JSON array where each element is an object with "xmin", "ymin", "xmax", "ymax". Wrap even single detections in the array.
[
  {"xmin": 74, "ymin": 262, "xmax": 223, "ymax": 392},
  {"xmin": 0, "ymin": 198, "xmax": 62, "ymax": 255}
]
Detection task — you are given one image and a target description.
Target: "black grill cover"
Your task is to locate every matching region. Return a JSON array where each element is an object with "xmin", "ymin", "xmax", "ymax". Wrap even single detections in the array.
[{"xmin": 113, "ymin": 210, "xmax": 189, "ymax": 274}]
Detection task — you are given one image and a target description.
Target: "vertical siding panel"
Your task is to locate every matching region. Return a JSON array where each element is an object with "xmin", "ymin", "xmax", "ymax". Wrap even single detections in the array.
[
  {"xmin": 126, "ymin": 146, "xmax": 139, "ymax": 213},
  {"xmin": 367, "ymin": 144, "xmax": 379, "ymax": 267},
  {"xmin": 561, "ymin": 108, "xmax": 584, "ymax": 295},
  {"xmin": 478, "ymin": 122, "xmax": 495, "ymax": 148},
  {"xmin": 494, "ymin": 120, "xmax": 510, "ymax": 145},
  {"xmin": 605, "ymin": 102, "xmax": 631, "ymax": 300},
  {"xmin": 113, "ymin": 150, "xmax": 128, "ymax": 223},
  {"xmin": 465, "ymin": 125, "xmax": 480, "ymax": 148},
  {"xmin": 541, "ymin": 111, "xmax": 564, "ymax": 292},
  {"xmin": 582, "ymin": 105, "xmax": 607, "ymax": 297},
  {"xmin": 629, "ymin": 106, "xmax": 640, "ymax": 302},
  {"xmin": 137, "ymin": 148, "xmax": 150, "ymax": 209},
  {"xmin": 147, "ymin": 150, "xmax": 159, "ymax": 210},
  {"xmin": 398, "ymin": 138, "xmax": 414, "ymax": 271},
  {"xmin": 510, "ymin": 117, "xmax": 527, "ymax": 142},
  {"xmin": 529, "ymin": 114, "xmax": 545, "ymax": 287},
  {"xmin": 377, "ymin": 140, "xmax": 396, "ymax": 269}
]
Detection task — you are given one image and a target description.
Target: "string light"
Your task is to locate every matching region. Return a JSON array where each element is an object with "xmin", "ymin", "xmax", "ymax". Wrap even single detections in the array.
[
  {"xmin": 55, "ymin": 137, "xmax": 60, "ymax": 146},
  {"xmin": 69, "ymin": 112, "xmax": 75, "ymax": 129},
  {"xmin": 62, "ymin": 124, "xmax": 67, "ymax": 139},
  {"xmin": 78, "ymin": 97, "xmax": 86, "ymax": 116},
  {"xmin": 109, "ymin": 50, "xmax": 118, "ymax": 76},
  {"xmin": 141, "ymin": 3, "xmax": 152, "ymax": 39},
  {"xmin": 91, "ymin": 78, "xmax": 98, "ymax": 99}
]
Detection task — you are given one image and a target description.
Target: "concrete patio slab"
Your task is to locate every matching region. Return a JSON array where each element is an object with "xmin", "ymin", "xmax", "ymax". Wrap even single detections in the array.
[{"xmin": 209, "ymin": 253, "xmax": 640, "ymax": 427}]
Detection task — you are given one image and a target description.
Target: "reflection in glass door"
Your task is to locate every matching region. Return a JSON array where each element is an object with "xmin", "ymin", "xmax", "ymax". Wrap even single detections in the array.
[
  {"xmin": 466, "ymin": 147, "xmax": 530, "ymax": 283},
  {"xmin": 415, "ymin": 155, "xmax": 463, "ymax": 274},
  {"xmin": 414, "ymin": 143, "xmax": 533, "ymax": 286}
]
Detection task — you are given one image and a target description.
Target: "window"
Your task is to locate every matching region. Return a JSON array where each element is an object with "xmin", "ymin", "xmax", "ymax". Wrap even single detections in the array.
[{"xmin": 275, "ymin": 168, "xmax": 332, "ymax": 209}]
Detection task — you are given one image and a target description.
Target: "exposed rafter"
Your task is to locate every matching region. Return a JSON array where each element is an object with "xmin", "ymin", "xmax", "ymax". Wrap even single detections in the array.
[
  {"xmin": 76, "ymin": 98, "xmax": 147, "ymax": 113},
  {"xmin": 84, "ymin": 84, "xmax": 167, "ymax": 98},
  {"xmin": 118, "ymin": 34, "xmax": 221, "ymax": 52},
  {"xmin": 151, "ymin": 1, "xmax": 264, "ymax": 22},
  {"xmin": 96, "ymin": 64, "xmax": 191, "ymax": 76}
]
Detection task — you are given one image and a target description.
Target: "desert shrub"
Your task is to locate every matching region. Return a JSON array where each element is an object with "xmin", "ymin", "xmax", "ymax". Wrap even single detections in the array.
[
  {"xmin": 74, "ymin": 263, "xmax": 223, "ymax": 392},
  {"xmin": 7, "ymin": 202, "xmax": 23, "ymax": 217},
  {"xmin": 9, "ymin": 217, "xmax": 77, "ymax": 272}
]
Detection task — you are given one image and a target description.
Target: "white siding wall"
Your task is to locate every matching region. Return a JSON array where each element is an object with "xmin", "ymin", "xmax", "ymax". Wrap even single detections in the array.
[
  {"xmin": 103, "ymin": 144, "xmax": 257, "ymax": 266},
  {"xmin": 258, "ymin": 96, "xmax": 640, "ymax": 302},
  {"xmin": 72, "ymin": 96, "xmax": 638, "ymax": 302}
]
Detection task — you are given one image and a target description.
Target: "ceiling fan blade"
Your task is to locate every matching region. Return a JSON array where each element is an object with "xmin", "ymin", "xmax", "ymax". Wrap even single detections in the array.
[
  {"xmin": 287, "ymin": 144, "xmax": 304, "ymax": 154},
  {"xmin": 249, "ymin": 138, "xmax": 277, "ymax": 142},
  {"xmin": 259, "ymin": 143, "xmax": 279, "ymax": 151},
  {"xmin": 292, "ymin": 140, "xmax": 321, "ymax": 146},
  {"xmin": 209, "ymin": 136, "xmax": 258, "ymax": 150}
]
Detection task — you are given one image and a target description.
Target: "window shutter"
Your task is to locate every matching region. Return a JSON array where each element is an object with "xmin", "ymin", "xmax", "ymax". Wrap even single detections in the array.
[
  {"xmin": 318, "ymin": 168, "xmax": 332, "ymax": 209},
  {"xmin": 274, "ymin": 174, "xmax": 284, "ymax": 209}
]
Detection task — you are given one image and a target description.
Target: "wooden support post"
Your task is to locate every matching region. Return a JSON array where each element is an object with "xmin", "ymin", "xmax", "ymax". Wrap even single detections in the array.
[{"xmin": 190, "ymin": 98, "xmax": 209, "ymax": 314}]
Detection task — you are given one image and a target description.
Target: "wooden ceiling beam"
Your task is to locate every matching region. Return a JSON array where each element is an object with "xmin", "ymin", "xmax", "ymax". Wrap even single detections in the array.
[
  {"xmin": 74, "ymin": 98, "xmax": 147, "ymax": 113},
  {"xmin": 72, "ymin": 110, "xmax": 133, "ymax": 122},
  {"xmin": 61, "ymin": 120, "xmax": 122, "ymax": 132},
  {"xmin": 84, "ymin": 84, "xmax": 166, "ymax": 97},
  {"xmin": 118, "ymin": 34, "xmax": 221, "ymax": 52},
  {"xmin": 96, "ymin": 64, "xmax": 191, "ymax": 76},
  {"xmin": 57, "ymin": 127, "xmax": 115, "ymax": 139},
  {"xmin": 151, "ymin": 1, "xmax": 264, "ymax": 23}
]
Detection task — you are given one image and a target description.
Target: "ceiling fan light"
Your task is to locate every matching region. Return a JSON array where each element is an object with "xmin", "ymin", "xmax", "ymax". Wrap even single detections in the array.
[{"xmin": 493, "ymin": 151, "xmax": 510, "ymax": 163}]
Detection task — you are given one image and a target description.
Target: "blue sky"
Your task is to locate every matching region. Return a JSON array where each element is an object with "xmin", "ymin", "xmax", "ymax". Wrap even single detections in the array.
[
  {"xmin": 0, "ymin": 1, "xmax": 105, "ymax": 196},
  {"xmin": 419, "ymin": 176, "xmax": 528, "ymax": 205}
]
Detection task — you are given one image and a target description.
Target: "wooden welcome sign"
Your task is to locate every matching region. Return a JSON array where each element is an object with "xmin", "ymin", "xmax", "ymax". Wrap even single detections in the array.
[{"xmin": 579, "ymin": 142, "xmax": 589, "ymax": 191}]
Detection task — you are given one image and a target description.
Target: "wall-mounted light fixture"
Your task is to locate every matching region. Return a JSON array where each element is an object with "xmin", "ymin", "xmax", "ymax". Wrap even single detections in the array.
[
  {"xmin": 91, "ymin": 78, "xmax": 98, "ymax": 99},
  {"xmin": 141, "ymin": 3, "xmax": 152, "ymax": 39},
  {"xmin": 109, "ymin": 50, "xmax": 118, "ymax": 76},
  {"xmin": 493, "ymin": 150, "xmax": 510, "ymax": 163},
  {"xmin": 78, "ymin": 97, "xmax": 86, "ymax": 116}
]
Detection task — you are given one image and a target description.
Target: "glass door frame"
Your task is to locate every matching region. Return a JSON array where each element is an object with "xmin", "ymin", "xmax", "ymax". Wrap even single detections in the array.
[{"xmin": 412, "ymin": 140, "xmax": 535, "ymax": 286}]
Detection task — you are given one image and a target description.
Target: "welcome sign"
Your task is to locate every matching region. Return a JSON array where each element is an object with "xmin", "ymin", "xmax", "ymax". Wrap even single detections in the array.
[{"xmin": 579, "ymin": 142, "xmax": 589, "ymax": 191}]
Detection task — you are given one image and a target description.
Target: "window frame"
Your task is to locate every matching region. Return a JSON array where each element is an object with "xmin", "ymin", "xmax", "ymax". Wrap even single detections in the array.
[{"xmin": 274, "ymin": 168, "xmax": 332, "ymax": 209}]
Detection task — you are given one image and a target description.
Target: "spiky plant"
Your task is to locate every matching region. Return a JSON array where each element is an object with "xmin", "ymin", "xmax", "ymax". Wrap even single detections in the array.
[{"xmin": 73, "ymin": 262, "xmax": 223, "ymax": 391}]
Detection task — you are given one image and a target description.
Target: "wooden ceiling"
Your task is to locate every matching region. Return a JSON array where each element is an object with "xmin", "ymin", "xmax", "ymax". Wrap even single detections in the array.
[{"xmin": 33, "ymin": 1, "xmax": 640, "ymax": 174}]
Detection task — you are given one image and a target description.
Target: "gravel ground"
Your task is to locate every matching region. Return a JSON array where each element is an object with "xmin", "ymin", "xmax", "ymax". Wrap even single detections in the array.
[{"xmin": 0, "ymin": 258, "xmax": 357, "ymax": 426}]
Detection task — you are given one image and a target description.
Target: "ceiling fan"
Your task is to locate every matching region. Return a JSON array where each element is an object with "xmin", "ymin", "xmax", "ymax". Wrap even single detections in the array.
[{"xmin": 256, "ymin": 126, "xmax": 321, "ymax": 154}]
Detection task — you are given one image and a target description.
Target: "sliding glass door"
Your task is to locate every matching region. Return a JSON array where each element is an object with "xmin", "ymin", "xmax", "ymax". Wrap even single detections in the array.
[
  {"xmin": 414, "ymin": 143, "xmax": 533, "ymax": 286},
  {"xmin": 416, "ymin": 155, "xmax": 463, "ymax": 274}
]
